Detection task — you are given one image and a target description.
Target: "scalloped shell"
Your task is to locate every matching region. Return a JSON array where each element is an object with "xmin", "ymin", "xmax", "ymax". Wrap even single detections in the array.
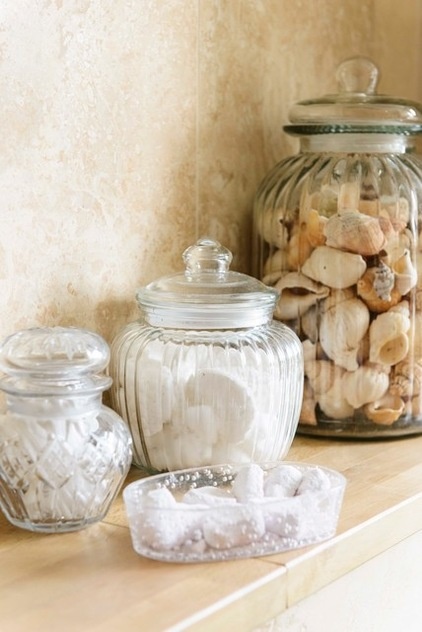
[
  {"xmin": 342, "ymin": 365, "xmax": 389, "ymax": 409},
  {"xmin": 301, "ymin": 246, "xmax": 366, "ymax": 289},
  {"xmin": 324, "ymin": 211, "xmax": 386, "ymax": 256}
]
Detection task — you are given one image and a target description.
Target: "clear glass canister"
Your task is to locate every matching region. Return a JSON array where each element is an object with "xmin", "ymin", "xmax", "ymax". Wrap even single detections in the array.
[
  {"xmin": 109, "ymin": 237, "xmax": 304, "ymax": 473},
  {"xmin": 0, "ymin": 327, "xmax": 132, "ymax": 533},
  {"xmin": 253, "ymin": 57, "xmax": 422, "ymax": 438}
]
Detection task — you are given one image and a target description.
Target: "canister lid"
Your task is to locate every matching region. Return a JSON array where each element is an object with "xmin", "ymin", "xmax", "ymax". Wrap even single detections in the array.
[
  {"xmin": 136, "ymin": 238, "xmax": 279, "ymax": 328},
  {"xmin": 0, "ymin": 327, "xmax": 112, "ymax": 395},
  {"xmin": 285, "ymin": 56, "xmax": 422, "ymax": 135}
]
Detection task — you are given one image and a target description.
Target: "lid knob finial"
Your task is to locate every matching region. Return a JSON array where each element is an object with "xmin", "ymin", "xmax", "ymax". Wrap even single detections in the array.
[
  {"xmin": 183, "ymin": 237, "xmax": 233, "ymax": 280},
  {"xmin": 336, "ymin": 56, "xmax": 379, "ymax": 96}
]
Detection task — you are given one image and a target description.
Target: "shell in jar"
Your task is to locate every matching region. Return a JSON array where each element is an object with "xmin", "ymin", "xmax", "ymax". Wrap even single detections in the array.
[
  {"xmin": 324, "ymin": 211, "xmax": 386, "ymax": 256},
  {"xmin": 319, "ymin": 291, "xmax": 370, "ymax": 371},
  {"xmin": 392, "ymin": 249, "xmax": 417, "ymax": 296},
  {"xmin": 357, "ymin": 263, "xmax": 401, "ymax": 313},
  {"xmin": 363, "ymin": 393, "xmax": 405, "ymax": 425},
  {"xmin": 368, "ymin": 302, "xmax": 410, "ymax": 366},
  {"xmin": 273, "ymin": 272, "xmax": 330, "ymax": 321},
  {"xmin": 301, "ymin": 246, "xmax": 366, "ymax": 289},
  {"xmin": 342, "ymin": 364, "xmax": 390, "ymax": 409},
  {"xmin": 390, "ymin": 359, "xmax": 422, "ymax": 398},
  {"xmin": 258, "ymin": 207, "xmax": 288, "ymax": 248}
]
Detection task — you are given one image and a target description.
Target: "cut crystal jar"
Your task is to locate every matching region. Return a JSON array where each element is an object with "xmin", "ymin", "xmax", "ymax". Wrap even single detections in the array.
[
  {"xmin": 252, "ymin": 57, "xmax": 422, "ymax": 438},
  {"xmin": 109, "ymin": 237, "xmax": 303, "ymax": 472},
  {"xmin": 0, "ymin": 326, "xmax": 132, "ymax": 533}
]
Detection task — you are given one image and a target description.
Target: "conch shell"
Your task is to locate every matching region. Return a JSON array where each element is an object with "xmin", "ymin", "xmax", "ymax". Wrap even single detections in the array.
[
  {"xmin": 357, "ymin": 262, "xmax": 401, "ymax": 313},
  {"xmin": 301, "ymin": 246, "xmax": 366, "ymax": 289},
  {"xmin": 324, "ymin": 211, "xmax": 386, "ymax": 256},
  {"xmin": 274, "ymin": 272, "xmax": 330, "ymax": 321},
  {"xmin": 369, "ymin": 301, "xmax": 410, "ymax": 366},
  {"xmin": 392, "ymin": 249, "xmax": 417, "ymax": 295},
  {"xmin": 319, "ymin": 291, "xmax": 370, "ymax": 371},
  {"xmin": 363, "ymin": 393, "xmax": 405, "ymax": 425},
  {"xmin": 342, "ymin": 365, "xmax": 389, "ymax": 409}
]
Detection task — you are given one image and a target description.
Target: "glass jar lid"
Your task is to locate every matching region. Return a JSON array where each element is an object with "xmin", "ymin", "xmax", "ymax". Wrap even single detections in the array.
[
  {"xmin": 285, "ymin": 56, "xmax": 422, "ymax": 136},
  {"xmin": 0, "ymin": 327, "xmax": 112, "ymax": 396},
  {"xmin": 136, "ymin": 237, "xmax": 279, "ymax": 328}
]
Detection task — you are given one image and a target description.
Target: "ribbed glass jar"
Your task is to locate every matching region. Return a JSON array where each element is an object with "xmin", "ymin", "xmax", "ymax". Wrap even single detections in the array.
[
  {"xmin": 0, "ymin": 327, "xmax": 132, "ymax": 533},
  {"xmin": 252, "ymin": 58, "xmax": 422, "ymax": 438},
  {"xmin": 109, "ymin": 238, "xmax": 303, "ymax": 472}
]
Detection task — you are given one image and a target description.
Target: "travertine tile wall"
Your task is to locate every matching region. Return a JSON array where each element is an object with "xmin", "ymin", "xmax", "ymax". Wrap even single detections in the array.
[{"xmin": 0, "ymin": 0, "xmax": 421, "ymax": 345}]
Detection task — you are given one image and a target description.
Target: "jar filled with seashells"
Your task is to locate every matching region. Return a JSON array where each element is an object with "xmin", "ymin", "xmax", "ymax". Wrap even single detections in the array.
[{"xmin": 252, "ymin": 56, "xmax": 422, "ymax": 438}]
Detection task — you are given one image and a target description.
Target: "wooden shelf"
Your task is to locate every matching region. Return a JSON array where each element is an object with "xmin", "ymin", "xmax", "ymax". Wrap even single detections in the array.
[{"xmin": 1, "ymin": 434, "xmax": 422, "ymax": 631}]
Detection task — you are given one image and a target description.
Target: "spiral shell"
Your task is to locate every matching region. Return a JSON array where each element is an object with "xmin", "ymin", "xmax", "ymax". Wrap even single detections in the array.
[
  {"xmin": 369, "ymin": 302, "xmax": 410, "ymax": 366},
  {"xmin": 392, "ymin": 249, "xmax": 417, "ymax": 295},
  {"xmin": 317, "ymin": 380, "xmax": 354, "ymax": 420},
  {"xmin": 301, "ymin": 246, "xmax": 366, "ymax": 289},
  {"xmin": 324, "ymin": 211, "xmax": 386, "ymax": 256},
  {"xmin": 357, "ymin": 263, "xmax": 401, "ymax": 313},
  {"xmin": 304, "ymin": 359, "xmax": 342, "ymax": 394}
]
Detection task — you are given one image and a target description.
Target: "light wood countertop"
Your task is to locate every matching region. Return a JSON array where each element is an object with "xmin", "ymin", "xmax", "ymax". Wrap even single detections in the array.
[{"xmin": 1, "ymin": 434, "xmax": 422, "ymax": 632}]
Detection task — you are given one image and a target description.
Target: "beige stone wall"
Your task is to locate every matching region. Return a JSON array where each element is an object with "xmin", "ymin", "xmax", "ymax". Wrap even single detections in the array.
[{"xmin": 0, "ymin": 0, "xmax": 420, "ymax": 344}]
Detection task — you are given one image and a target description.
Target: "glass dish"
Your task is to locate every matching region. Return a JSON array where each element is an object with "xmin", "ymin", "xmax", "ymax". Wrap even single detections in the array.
[{"xmin": 123, "ymin": 461, "xmax": 346, "ymax": 563}]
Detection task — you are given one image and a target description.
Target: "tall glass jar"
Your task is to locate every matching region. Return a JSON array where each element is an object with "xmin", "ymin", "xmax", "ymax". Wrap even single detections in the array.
[
  {"xmin": 0, "ymin": 327, "xmax": 132, "ymax": 533},
  {"xmin": 252, "ymin": 57, "xmax": 422, "ymax": 438},
  {"xmin": 109, "ymin": 237, "xmax": 303, "ymax": 472}
]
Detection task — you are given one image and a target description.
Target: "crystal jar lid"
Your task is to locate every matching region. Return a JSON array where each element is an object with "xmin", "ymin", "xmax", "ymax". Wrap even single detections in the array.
[
  {"xmin": 0, "ymin": 327, "xmax": 112, "ymax": 396},
  {"xmin": 136, "ymin": 237, "xmax": 279, "ymax": 328},
  {"xmin": 285, "ymin": 56, "xmax": 422, "ymax": 136}
]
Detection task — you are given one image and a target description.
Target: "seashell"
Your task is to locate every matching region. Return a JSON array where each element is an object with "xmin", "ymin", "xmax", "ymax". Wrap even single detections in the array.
[
  {"xmin": 324, "ymin": 211, "xmax": 386, "ymax": 256},
  {"xmin": 390, "ymin": 360, "xmax": 422, "ymax": 398},
  {"xmin": 357, "ymin": 263, "xmax": 401, "ymax": 313},
  {"xmin": 287, "ymin": 223, "xmax": 313, "ymax": 269},
  {"xmin": 392, "ymin": 249, "xmax": 417, "ymax": 295},
  {"xmin": 306, "ymin": 209, "xmax": 327, "ymax": 247},
  {"xmin": 263, "ymin": 249, "xmax": 288, "ymax": 285},
  {"xmin": 304, "ymin": 360, "xmax": 344, "ymax": 395},
  {"xmin": 312, "ymin": 186, "xmax": 338, "ymax": 215},
  {"xmin": 301, "ymin": 246, "xmax": 366, "ymax": 289},
  {"xmin": 317, "ymin": 382, "xmax": 354, "ymax": 420},
  {"xmin": 258, "ymin": 207, "xmax": 288, "ymax": 248},
  {"xmin": 369, "ymin": 302, "xmax": 410, "ymax": 366},
  {"xmin": 337, "ymin": 182, "xmax": 360, "ymax": 213},
  {"xmin": 319, "ymin": 292, "xmax": 370, "ymax": 371},
  {"xmin": 299, "ymin": 379, "xmax": 317, "ymax": 426},
  {"xmin": 342, "ymin": 365, "xmax": 389, "ymax": 409},
  {"xmin": 363, "ymin": 393, "xmax": 405, "ymax": 425},
  {"xmin": 273, "ymin": 272, "xmax": 330, "ymax": 321}
]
